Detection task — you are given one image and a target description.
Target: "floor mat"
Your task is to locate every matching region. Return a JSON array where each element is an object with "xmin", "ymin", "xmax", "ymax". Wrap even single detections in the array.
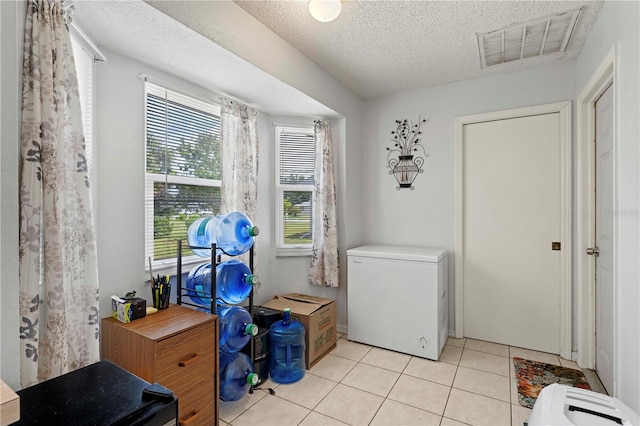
[{"xmin": 513, "ymin": 356, "xmax": 592, "ymax": 409}]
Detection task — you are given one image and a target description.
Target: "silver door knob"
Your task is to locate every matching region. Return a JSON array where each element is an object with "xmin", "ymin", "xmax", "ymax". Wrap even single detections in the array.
[{"xmin": 586, "ymin": 247, "xmax": 600, "ymax": 257}]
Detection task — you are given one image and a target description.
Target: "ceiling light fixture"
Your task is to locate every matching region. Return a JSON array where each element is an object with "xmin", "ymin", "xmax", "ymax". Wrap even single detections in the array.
[{"xmin": 309, "ymin": 0, "xmax": 342, "ymax": 23}]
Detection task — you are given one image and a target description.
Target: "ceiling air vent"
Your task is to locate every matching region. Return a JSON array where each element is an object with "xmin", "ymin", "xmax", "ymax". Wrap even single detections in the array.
[{"xmin": 477, "ymin": 7, "xmax": 582, "ymax": 68}]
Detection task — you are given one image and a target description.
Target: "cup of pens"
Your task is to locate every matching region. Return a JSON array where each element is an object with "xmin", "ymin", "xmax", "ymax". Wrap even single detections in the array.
[{"xmin": 152, "ymin": 274, "xmax": 171, "ymax": 310}]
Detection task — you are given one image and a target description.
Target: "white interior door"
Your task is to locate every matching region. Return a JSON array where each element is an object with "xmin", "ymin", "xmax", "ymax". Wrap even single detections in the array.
[
  {"xmin": 595, "ymin": 83, "xmax": 614, "ymax": 394},
  {"xmin": 462, "ymin": 113, "xmax": 563, "ymax": 354}
]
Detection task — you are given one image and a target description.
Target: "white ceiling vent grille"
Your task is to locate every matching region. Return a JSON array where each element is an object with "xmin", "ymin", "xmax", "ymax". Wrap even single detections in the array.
[{"xmin": 477, "ymin": 8, "xmax": 582, "ymax": 68}]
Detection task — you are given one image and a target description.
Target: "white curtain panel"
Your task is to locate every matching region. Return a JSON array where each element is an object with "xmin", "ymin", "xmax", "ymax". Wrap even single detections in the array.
[
  {"xmin": 19, "ymin": 0, "xmax": 100, "ymax": 387},
  {"xmin": 220, "ymin": 97, "xmax": 260, "ymax": 270},
  {"xmin": 309, "ymin": 121, "xmax": 339, "ymax": 287}
]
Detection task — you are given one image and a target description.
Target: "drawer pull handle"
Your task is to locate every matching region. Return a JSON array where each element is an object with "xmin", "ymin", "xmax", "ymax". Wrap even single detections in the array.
[
  {"xmin": 178, "ymin": 410, "xmax": 199, "ymax": 426},
  {"xmin": 178, "ymin": 353, "xmax": 200, "ymax": 367}
]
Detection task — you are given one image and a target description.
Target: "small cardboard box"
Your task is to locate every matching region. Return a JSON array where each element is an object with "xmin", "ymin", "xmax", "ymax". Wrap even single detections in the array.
[
  {"xmin": 111, "ymin": 295, "xmax": 133, "ymax": 323},
  {"xmin": 264, "ymin": 293, "xmax": 337, "ymax": 369}
]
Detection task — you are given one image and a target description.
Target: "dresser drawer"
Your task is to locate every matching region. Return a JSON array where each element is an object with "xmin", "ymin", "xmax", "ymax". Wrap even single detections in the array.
[
  {"xmin": 175, "ymin": 376, "xmax": 216, "ymax": 426},
  {"xmin": 156, "ymin": 322, "xmax": 216, "ymax": 386}
]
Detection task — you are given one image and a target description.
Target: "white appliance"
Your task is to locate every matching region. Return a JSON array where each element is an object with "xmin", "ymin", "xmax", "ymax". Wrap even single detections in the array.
[
  {"xmin": 347, "ymin": 245, "xmax": 448, "ymax": 360},
  {"xmin": 529, "ymin": 383, "xmax": 640, "ymax": 425}
]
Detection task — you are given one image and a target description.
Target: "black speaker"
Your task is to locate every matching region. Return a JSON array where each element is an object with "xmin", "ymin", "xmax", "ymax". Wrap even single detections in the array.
[
  {"xmin": 123, "ymin": 297, "xmax": 147, "ymax": 320},
  {"xmin": 251, "ymin": 306, "xmax": 282, "ymax": 329}
]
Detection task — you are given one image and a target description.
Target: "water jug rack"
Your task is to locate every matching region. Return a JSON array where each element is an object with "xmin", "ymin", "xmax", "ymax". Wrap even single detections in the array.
[{"xmin": 175, "ymin": 240, "xmax": 258, "ymax": 393}]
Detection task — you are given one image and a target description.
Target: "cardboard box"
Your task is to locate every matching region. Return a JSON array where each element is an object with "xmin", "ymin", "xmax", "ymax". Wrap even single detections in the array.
[
  {"xmin": 111, "ymin": 296, "xmax": 133, "ymax": 323},
  {"xmin": 264, "ymin": 293, "xmax": 337, "ymax": 369}
]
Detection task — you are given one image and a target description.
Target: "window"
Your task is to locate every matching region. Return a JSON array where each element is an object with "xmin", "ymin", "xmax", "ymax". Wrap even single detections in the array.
[
  {"xmin": 71, "ymin": 23, "xmax": 103, "ymax": 216},
  {"xmin": 275, "ymin": 126, "xmax": 315, "ymax": 255},
  {"xmin": 145, "ymin": 83, "xmax": 222, "ymax": 269},
  {"xmin": 71, "ymin": 33, "xmax": 94, "ymax": 171}
]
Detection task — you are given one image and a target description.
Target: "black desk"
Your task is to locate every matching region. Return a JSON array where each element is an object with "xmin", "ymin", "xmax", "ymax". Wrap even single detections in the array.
[{"xmin": 15, "ymin": 360, "xmax": 177, "ymax": 425}]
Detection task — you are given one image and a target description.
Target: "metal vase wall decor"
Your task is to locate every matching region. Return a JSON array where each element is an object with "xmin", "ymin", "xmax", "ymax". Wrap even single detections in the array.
[{"xmin": 386, "ymin": 117, "xmax": 429, "ymax": 190}]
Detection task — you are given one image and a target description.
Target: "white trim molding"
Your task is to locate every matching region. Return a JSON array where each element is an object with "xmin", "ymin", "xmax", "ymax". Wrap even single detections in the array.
[
  {"xmin": 454, "ymin": 101, "xmax": 573, "ymax": 360},
  {"xmin": 576, "ymin": 48, "xmax": 616, "ymax": 374},
  {"xmin": 70, "ymin": 22, "xmax": 107, "ymax": 63}
]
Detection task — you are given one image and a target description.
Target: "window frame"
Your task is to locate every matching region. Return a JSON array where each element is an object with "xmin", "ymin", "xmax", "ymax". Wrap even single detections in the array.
[
  {"xmin": 275, "ymin": 125, "xmax": 315, "ymax": 257},
  {"xmin": 144, "ymin": 82, "xmax": 222, "ymax": 272}
]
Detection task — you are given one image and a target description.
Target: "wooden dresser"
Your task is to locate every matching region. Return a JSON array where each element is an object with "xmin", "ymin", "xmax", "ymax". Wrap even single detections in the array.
[{"xmin": 101, "ymin": 304, "xmax": 218, "ymax": 426}]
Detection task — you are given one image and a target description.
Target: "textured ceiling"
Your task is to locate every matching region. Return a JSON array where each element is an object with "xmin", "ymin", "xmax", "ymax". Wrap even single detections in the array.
[
  {"xmin": 235, "ymin": 0, "xmax": 603, "ymax": 99},
  {"xmin": 73, "ymin": 0, "xmax": 603, "ymax": 108}
]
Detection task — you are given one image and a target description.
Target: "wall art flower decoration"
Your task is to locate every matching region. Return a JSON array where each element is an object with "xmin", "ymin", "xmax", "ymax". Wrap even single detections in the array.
[{"xmin": 386, "ymin": 116, "xmax": 429, "ymax": 190}]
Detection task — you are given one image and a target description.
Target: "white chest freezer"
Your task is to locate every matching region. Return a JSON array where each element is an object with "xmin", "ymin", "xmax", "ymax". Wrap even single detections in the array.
[{"xmin": 347, "ymin": 245, "xmax": 448, "ymax": 360}]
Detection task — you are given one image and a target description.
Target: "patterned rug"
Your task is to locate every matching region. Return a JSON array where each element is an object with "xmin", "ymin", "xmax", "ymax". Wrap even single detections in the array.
[{"xmin": 513, "ymin": 357, "xmax": 592, "ymax": 409}]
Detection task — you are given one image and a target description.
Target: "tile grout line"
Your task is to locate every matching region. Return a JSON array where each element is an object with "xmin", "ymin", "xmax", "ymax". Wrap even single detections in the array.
[
  {"xmin": 366, "ymin": 351, "xmax": 421, "ymax": 425},
  {"xmin": 439, "ymin": 338, "xmax": 467, "ymax": 425},
  {"xmin": 303, "ymin": 351, "xmax": 362, "ymax": 425}
]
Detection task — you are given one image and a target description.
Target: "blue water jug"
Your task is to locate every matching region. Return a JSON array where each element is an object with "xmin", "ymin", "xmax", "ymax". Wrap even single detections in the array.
[
  {"xmin": 186, "ymin": 216, "xmax": 221, "ymax": 258},
  {"xmin": 185, "ymin": 263, "xmax": 213, "ymax": 305},
  {"xmin": 186, "ymin": 260, "xmax": 258, "ymax": 306},
  {"xmin": 218, "ymin": 305, "xmax": 258, "ymax": 353},
  {"xmin": 187, "ymin": 212, "xmax": 259, "ymax": 257},
  {"xmin": 269, "ymin": 308, "xmax": 305, "ymax": 384},
  {"xmin": 219, "ymin": 351, "xmax": 259, "ymax": 402}
]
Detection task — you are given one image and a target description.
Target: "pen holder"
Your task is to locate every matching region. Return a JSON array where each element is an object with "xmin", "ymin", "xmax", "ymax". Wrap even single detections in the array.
[{"xmin": 152, "ymin": 276, "xmax": 171, "ymax": 310}]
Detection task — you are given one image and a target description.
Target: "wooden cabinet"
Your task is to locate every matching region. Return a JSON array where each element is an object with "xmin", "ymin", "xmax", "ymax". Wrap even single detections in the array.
[{"xmin": 101, "ymin": 304, "xmax": 218, "ymax": 426}]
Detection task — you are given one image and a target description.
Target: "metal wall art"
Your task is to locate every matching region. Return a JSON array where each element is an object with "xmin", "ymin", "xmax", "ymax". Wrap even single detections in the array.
[{"xmin": 386, "ymin": 117, "xmax": 429, "ymax": 190}]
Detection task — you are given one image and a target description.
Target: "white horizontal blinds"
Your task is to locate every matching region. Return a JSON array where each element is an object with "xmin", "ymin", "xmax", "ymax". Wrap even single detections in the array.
[
  {"xmin": 71, "ymin": 32, "xmax": 94, "ymax": 171},
  {"xmin": 278, "ymin": 129, "xmax": 315, "ymax": 185},
  {"xmin": 145, "ymin": 82, "xmax": 222, "ymax": 264},
  {"xmin": 276, "ymin": 126, "xmax": 315, "ymax": 250},
  {"xmin": 146, "ymin": 83, "xmax": 221, "ymax": 180}
]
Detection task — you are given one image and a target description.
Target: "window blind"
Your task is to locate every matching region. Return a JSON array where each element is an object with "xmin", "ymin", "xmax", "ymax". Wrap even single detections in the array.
[
  {"xmin": 275, "ymin": 126, "xmax": 315, "ymax": 252},
  {"xmin": 71, "ymin": 32, "xmax": 94, "ymax": 172},
  {"xmin": 145, "ymin": 83, "xmax": 222, "ymax": 264}
]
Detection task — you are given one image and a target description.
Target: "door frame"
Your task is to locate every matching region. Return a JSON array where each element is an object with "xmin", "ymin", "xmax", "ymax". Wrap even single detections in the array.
[
  {"xmin": 454, "ymin": 101, "xmax": 573, "ymax": 360},
  {"xmin": 576, "ymin": 47, "xmax": 616, "ymax": 380}
]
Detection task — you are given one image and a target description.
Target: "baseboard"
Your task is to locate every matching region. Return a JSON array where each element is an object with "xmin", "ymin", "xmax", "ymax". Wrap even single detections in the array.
[
  {"xmin": 337, "ymin": 324, "xmax": 348, "ymax": 335},
  {"xmin": 449, "ymin": 329, "xmax": 456, "ymax": 337}
]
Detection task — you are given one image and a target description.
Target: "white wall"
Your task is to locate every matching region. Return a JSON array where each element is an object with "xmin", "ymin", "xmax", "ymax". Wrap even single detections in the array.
[
  {"xmin": 576, "ymin": 0, "xmax": 640, "ymax": 412},
  {"xmin": 94, "ymin": 48, "xmax": 278, "ymax": 319},
  {"xmin": 0, "ymin": 0, "xmax": 26, "ymax": 390},
  {"xmin": 362, "ymin": 60, "xmax": 577, "ymax": 335}
]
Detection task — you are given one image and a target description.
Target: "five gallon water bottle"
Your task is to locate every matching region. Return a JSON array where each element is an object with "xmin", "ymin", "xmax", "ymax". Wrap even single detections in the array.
[
  {"xmin": 186, "ymin": 260, "xmax": 258, "ymax": 306},
  {"xmin": 219, "ymin": 351, "xmax": 259, "ymax": 402},
  {"xmin": 269, "ymin": 308, "xmax": 305, "ymax": 384},
  {"xmin": 187, "ymin": 212, "xmax": 260, "ymax": 257},
  {"xmin": 218, "ymin": 305, "xmax": 258, "ymax": 353}
]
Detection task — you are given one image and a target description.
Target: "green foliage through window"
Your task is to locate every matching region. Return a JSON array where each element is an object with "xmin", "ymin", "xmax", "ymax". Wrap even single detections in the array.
[{"xmin": 145, "ymin": 83, "xmax": 222, "ymax": 262}]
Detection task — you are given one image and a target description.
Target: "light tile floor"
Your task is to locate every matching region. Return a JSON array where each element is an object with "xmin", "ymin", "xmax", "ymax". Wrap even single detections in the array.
[{"xmin": 219, "ymin": 335, "xmax": 605, "ymax": 426}]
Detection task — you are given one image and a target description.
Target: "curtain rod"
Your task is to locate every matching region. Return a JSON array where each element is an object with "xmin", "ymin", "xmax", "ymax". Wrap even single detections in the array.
[
  {"xmin": 139, "ymin": 73, "xmax": 258, "ymax": 110},
  {"xmin": 139, "ymin": 73, "xmax": 221, "ymax": 106},
  {"xmin": 70, "ymin": 22, "xmax": 107, "ymax": 63},
  {"xmin": 272, "ymin": 121, "xmax": 319, "ymax": 128}
]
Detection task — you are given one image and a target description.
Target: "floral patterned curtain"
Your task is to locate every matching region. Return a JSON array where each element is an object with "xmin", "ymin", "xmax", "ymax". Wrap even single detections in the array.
[
  {"xmin": 309, "ymin": 120, "xmax": 339, "ymax": 287},
  {"xmin": 19, "ymin": 0, "xmax": 99, "ymax": 387},
  {"xmin": 220, "ymin": 97, "xmax": 260, "ymax": 269}
]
